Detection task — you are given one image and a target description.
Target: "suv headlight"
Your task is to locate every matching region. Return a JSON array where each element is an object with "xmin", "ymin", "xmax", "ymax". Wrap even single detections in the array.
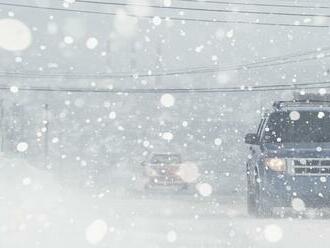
[{"xmin": 265, "ymin": 158, "xmax": 286, "ymax": 172}]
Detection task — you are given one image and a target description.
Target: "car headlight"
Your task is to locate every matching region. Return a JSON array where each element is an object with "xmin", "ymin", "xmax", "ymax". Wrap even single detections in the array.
[{"xmin": 265, "ymin": 158, "xmax": 286, "ymax": 172}]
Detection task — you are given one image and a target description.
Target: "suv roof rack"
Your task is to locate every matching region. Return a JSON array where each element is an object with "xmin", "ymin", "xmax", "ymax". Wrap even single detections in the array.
[
  {"xmin": 272, "ymin": 100, "xmax": 330, "ymax": 110},
  {"xmin": 293, "ymin": 93, "xmax": 330, "ymax": 102},
  {"xmin": 273, "ymin": 93, "xmax": 330, "ymax": 110}
]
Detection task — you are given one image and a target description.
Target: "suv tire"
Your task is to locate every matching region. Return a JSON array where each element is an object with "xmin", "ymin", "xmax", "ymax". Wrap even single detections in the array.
[
  {"xmin": 247, "ymin": 180, "xmax": 257, "ymax": 216},
  {"xmin": 255, "ymin": 186, "xmax": 273, "ymax": 218}
]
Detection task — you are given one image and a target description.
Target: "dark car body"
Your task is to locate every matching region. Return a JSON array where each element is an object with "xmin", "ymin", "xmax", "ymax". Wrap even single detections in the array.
[
  {"xmin": 142, "ymin": 153, "xmax": 188, "ymax": 189},
  {"xmin": 245, "ymin": 99, "xmax": 330, "ymax": 217}
]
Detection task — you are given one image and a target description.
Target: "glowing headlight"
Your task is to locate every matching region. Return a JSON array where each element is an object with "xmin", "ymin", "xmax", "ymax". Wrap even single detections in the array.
[{"xmin": 265, "ymin": 158, "xmax": 286, "ymax": 172}]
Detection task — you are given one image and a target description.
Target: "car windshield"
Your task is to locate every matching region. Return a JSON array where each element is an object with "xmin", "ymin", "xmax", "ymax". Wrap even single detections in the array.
[
  {"xmin": 151, "ymin": 154, "xmax": 182, "ymax": 164},
  {"xmin": 263, "ymin": 110, "xmax": 330, "ymax": 143}
]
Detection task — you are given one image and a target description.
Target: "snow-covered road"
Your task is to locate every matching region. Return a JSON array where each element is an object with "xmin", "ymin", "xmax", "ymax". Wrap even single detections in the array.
[
  {"xmin": 0, "ymin": 159, "xmax": 329, "ymax": 248},
  {"xmin": 2, "ymin": 181, "xmax": 330, "ymax": 248}
]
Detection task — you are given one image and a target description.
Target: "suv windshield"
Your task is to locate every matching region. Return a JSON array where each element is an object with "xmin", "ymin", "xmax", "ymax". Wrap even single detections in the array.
[
  {"xmin": 262, "ymin": 110, "xmax": 330, "ymax": 143},
  {"xmin": 151, "ymin": 154, "xmax": 182, "ymax": 164}
]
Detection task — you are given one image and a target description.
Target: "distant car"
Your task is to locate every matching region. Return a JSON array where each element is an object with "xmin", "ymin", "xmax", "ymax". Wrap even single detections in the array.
[
  {"xmin": 245, "ymin": 97, "xmax": 330, "ymax": 217},
  {"xmin": 141, "ymin": 153, "xmax": 194, "ymax": 190}
]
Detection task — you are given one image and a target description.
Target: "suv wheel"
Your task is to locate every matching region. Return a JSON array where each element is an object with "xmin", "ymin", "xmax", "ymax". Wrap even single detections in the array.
[
  {"xmin": 255, "ymin": 186, "xmax": 273, "ymax": 218},
  {"xmin": 247, "ymin": 180, "xmax": 256, "ymax": 216}
]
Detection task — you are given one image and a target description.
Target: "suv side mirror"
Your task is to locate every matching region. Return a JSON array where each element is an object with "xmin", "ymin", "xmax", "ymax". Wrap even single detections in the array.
[{"xmin": 245, "ymin": 133, "xmax": 259, "ymax": 145}]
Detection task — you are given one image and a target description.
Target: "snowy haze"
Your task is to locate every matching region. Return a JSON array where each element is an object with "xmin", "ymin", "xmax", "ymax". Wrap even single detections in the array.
[{"xmin": 0, "ymin": 0, "xmax": 330, "ymax": 247}]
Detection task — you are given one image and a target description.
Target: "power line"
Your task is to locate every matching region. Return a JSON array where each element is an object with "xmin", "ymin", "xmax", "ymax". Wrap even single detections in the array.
[
  {"xmin": 0, "ymin": 54, "xmax": 328, "ymax": 79},
  {"xmin": 76, "ymin": 0, "xmax": 330, "ymax": 18},
  {"xmin": 170, "ymin": 48, "xmax": 330, "ymax": 75},
  {"xmin": 156, "ymin": 46, "xmax": 330, "ymax": 73},
  {"xmin": 160, "ymin": 0, "xmax": 330, "ymax": 10},
  {"xmin": 0, "ymin": 2, "xmax": 329, "ymax": 28},
  {"xmin": 1, "ymin": 50, "xmax": 329, "ymax": 79},
  {"xmin": 194, "ymin": 53, "xmax": 330, "ymax": 74},
  {"xmin": 2, "ymin": 80, "xmax": 330, "ymax": 93},
  {"xmin": 275, "ymin": 0, "xmax": 329, "ymax": 4}
]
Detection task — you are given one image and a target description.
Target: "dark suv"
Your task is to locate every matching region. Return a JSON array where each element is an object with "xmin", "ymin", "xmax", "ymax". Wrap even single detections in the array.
[{"xmin": 245, "ymin": 98, "xmax": 330, "ymax": 217}]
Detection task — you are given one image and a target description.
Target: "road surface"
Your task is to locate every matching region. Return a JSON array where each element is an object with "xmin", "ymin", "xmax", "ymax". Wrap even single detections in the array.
[{"xmin": 0, "ymin": 159, "xmax": 329, "ymax": 248}]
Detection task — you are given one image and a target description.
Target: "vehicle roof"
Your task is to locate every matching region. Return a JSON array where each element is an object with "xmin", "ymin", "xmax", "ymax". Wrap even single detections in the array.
[{"xmin": 261, "ymin": 98, "xmax": 330, "ymax": 117}]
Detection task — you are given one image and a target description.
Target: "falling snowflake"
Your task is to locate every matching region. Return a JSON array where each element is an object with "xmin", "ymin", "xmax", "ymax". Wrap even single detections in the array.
[
  {"xmin": 0, "ymin": 18, "xmax": 32, "ymax": 51},
  {"xmin": 291, "ymin": 198, "xmax": 306, "ymax": 212},
  {"xmin": 214, "ymin": 138, "xmax": 222, "ymax": 146},
  {"xmin": 10, "ymin": 86, "xmax": 19, "ymax": 93},
  {"xmin": 17, "ymin": 142, "xmax": 28, "ymax": 152},
  {"xmin": 263, "ymin": 225, "xmax": 283, "ymax": 243},
  {"xmin": 162, "ymin": 132, "xmax": 174, "ymax": 141},
  {"xmin": 289, "ymin": 111, "xmax": 300, "ymax": 121},
  {"xmin": 22, "ymin": 177, "xmax": 32, "ymax": 186},
  {"xmin": 85, "ymin": 219, "xmax": 108, "ymax": 245},
  {"xmin": 160, "ymin": 94, "xmax": 175, "ymax": 107},
  {"xmin": 167, "ymin": 230, "xmax": 177, "ymax": 243},
  {"xmin": 196, "ymin": 183, "xmax": 213, "ymax": 197},
  {"xmin": 64, "ymin": 36, "xmax": 74, "ymax": 44},
  {"xmin": 109, "ymin": 112, "xmax": 117, "ymax": 120},
  {"xmin": 152, "ymin": 16, "xmax": 162, "ymax": 26},
  {"xmin": 86, "ymin": 37, "xmax": 98, "ymax": 49}
]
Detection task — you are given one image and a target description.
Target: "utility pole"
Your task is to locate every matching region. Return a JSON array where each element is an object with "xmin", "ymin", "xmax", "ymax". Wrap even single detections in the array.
[
  {"xmin": 156, "ymin": 38, "xmax": 163, "ymax": 86},
  {"xmin": 0, "ymin": 99, "xmax": 4, "ymax": 153},
  {"xmin": 131, "ymin": 41, "xmax": 137, "ymax": 73},
  {"xmin": 44, "ymin": 103, "xmax": 49, "ymax": 168},
  {"xmin": 106, "ymin": 38, "xmax": 112, "ymax": 73}
]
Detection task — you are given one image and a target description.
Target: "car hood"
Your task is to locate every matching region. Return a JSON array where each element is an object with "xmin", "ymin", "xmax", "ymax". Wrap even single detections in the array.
[{"xmin": 263, "ymin": 143, "xmax": 330, "ymax": 158}]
